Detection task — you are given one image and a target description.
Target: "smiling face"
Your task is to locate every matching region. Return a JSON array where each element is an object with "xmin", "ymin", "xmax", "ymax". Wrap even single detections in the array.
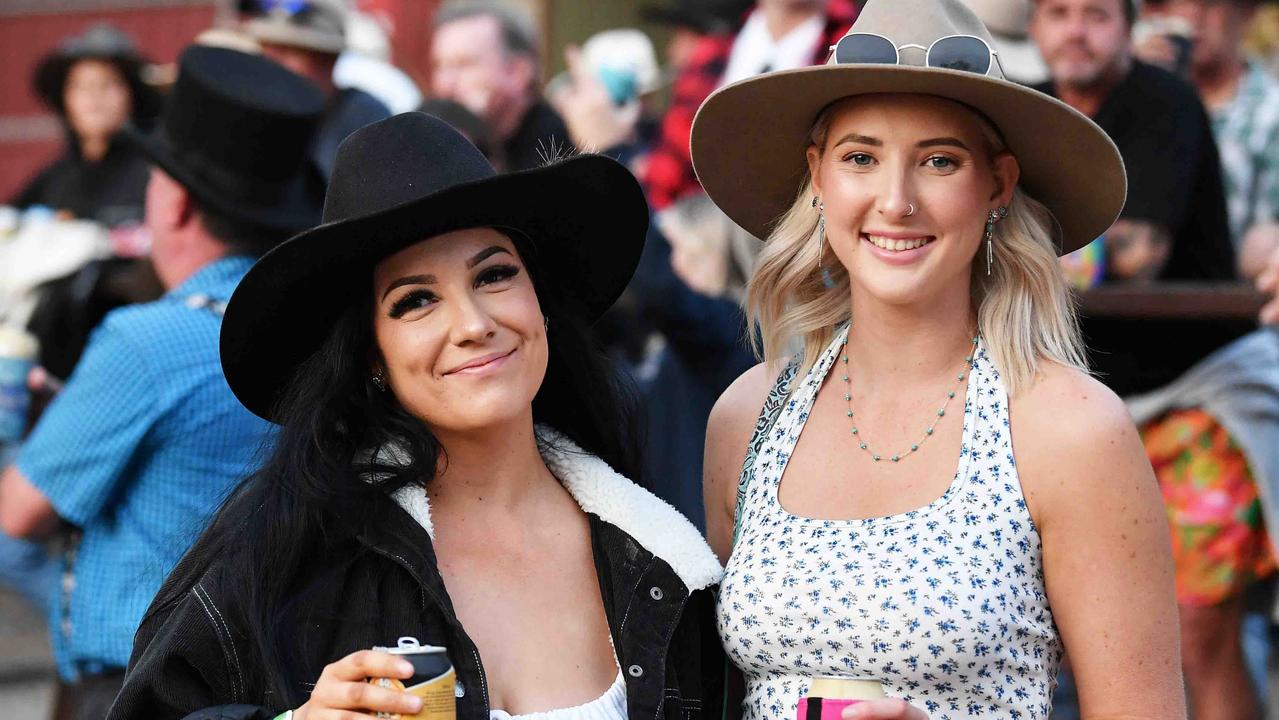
[
  {"xmin": 371, "ymin": 227, "xmax": 548, "ymax": 434},
  {"xmin": 805, "ymin": 94, "xmax": 1018, "ymax": 308}
]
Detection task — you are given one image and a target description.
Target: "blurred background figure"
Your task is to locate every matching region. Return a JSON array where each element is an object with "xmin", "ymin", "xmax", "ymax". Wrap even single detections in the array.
[
  {"xmin": 12, "ymin": 24, "xmax": 160, "ymax": 229},
  {"xmin": 9, "ymin": 24, "xmax": 166, "ymax": 392},
  {"xmin": 241, "ymin": 0, "xmax": 392, "ymax": 179},
  {"xmin": 418, "ymin": 97, "xmax": 503, "ymax": 167},
  {"xmin": 430, "ymin": 0, "xmax": 571, "ymax": 171},
  {"xmin": 333, "ymin": 8, "xmax": 423, "ymax": 114},
  {"xmin": 644, "ymin": 0, "xmax": 858, "ymax": 212},
  {"xmin": 1138, "ymin": 0, "xmax": 1279, "ymax": 254},
  {"xmin": 961, "ymin": 0, "xmax": 1049, "ymax": 84},
  {"xmin": 1, "ymin": 46, "xmax": 323, "ymax": 720},
  {"xmin": 1031, "ymin": 1, "xmax": 1277, "ymax": 718},
  {"xmin": 642, "ymin": 0, "xmax": 752, "ymax": 71},
  {"xmin": 547, "ymin": 29, "xmax": 662, "ymax": 174}
]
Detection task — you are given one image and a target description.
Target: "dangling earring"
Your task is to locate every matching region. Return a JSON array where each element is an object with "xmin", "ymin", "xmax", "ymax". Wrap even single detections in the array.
[
  {"xmin": 984, "ymin": 206, "xmax": 1008, "ymax": 276},
  {"xmin": 814, "ymin": 197, "xmax": 834, "ymax": 289},
  {"xmin": 372, "ymin": 369, "xmax": 387, "ymax": 391},
  {"xmin": 813, "ymin": 196, "xmax": 825, "ymax": 269}
]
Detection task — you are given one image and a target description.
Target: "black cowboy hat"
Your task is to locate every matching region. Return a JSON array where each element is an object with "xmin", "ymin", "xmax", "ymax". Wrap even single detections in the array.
[
  {"xmin": 34, "ymin": 23, "xmax": 162, "ymax": 123},
  {"xmin": 220, "ymin": 112, "xmax": 650, "ymax": 422},
  {"xmin": 125, "ymin": 46, "xmax": 326, "ymax": 233}
]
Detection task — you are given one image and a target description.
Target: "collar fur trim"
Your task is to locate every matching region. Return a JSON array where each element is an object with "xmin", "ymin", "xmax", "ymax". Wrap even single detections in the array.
[{"xmin": 388, "ymin": 427, "xmax": 723, "ymax": 592}]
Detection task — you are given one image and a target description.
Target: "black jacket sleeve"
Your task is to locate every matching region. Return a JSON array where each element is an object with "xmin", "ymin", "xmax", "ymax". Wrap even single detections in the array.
[{"xmin": 108, "ymin": 582, "xmax": 274, "ymax": 720}]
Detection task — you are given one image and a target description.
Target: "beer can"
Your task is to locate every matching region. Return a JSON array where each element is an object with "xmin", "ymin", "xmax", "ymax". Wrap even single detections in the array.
[
  {"xmin": 369, "ymin": 637, "xmax": 457, "ymax": 720},
  {"xmin": 0, "ymin": 326, "xmax": 38, "ymax": 444},
  {"xmin": 796, "ymin": 676, "xmax": 885, "ymax": 720}
]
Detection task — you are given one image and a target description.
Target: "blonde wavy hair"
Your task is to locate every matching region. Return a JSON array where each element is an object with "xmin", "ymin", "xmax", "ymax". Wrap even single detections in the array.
[{"xmin": 746, "ymin": 101, "xmax": 1088, "ymax": 396}]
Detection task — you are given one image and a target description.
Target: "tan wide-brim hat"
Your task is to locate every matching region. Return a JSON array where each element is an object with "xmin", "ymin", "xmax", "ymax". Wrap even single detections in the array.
[{"xmin": 690, "ymin": 0, "xmax": 1125, "ymax": 255}]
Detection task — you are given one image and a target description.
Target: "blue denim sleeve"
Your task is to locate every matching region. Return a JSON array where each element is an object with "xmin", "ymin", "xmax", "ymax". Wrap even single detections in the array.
[{"xmin": 16, "ymin": 316, "xmax": 161, "ymax": 526}]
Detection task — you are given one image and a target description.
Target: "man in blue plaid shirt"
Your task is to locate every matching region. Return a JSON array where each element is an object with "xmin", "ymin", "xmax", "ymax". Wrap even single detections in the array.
[{"xmin": 0, "ymin": 47, "xmax": 325, "ymax": 720}]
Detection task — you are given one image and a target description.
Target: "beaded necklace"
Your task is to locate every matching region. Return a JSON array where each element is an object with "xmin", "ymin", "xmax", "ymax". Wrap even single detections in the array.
[{"xmin": 838, "ymin": 332, "xmax": 979, "ymax": 463}]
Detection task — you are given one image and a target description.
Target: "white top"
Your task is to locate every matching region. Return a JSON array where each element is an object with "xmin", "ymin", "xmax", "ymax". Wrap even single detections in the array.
[
  {"xmin": 488, "ymin": 673, "xmax": 626, "ymax": 720},
  {"xmin": 720, "ymin": 9, "xmax": 825, "ymax": 86},
  {"xmin": 717, "ymin": 326, "xmax": 1061, "ymax": 719}
]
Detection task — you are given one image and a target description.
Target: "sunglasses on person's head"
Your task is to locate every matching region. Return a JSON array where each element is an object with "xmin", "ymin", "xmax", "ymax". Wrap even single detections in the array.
[
  {"xmin": 239, "ymin": 0, "xmax": 312, "ymax": 16},
  {"xmin": 830, "ymin": 33, "xmax": 1006, "ymax": 78}
]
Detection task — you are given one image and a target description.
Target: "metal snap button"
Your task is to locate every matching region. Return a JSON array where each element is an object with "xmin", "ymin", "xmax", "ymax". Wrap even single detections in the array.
[
  {"xmin": 628, "ymin": 664, "xmax": 644, "ymax": 678},
  {"xmin": 649, "ymin": 586, "xmax": 664, "ymax": 601}
]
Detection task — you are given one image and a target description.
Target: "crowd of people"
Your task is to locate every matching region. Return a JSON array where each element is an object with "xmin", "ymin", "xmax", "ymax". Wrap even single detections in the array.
[{"xmin": 2, "ymin": 0, "xmax": 1279, "ymax": 718}]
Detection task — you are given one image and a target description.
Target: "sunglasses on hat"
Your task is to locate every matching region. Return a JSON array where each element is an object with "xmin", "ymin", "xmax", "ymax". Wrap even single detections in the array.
[{"xmin": 831, "ymin": 33, "xmax": 1006, "ymax": 78}]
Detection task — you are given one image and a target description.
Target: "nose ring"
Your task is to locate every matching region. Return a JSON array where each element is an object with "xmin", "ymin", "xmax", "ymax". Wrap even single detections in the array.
[{"xmin": 905, "ymin": 202, "xmax": 916, "ymax": 217}]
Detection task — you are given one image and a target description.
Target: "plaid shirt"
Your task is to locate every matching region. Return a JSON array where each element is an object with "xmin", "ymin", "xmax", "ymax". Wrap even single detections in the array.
[
  {"xmin": 17, "ymin": 256, "xmax": 274, "ymax": 678},
  {"xmin": 642, "ymin": 0, "xmax": 860, "ymax": 210},
  {"xmin": 1212, "ymin": 62, "xmax": 1279, "ymax": 245}
]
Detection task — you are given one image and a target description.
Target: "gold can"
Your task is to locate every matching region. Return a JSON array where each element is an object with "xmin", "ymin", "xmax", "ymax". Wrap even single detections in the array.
[{"xmin": 369, "ymin": 637, "xmax": 457, "ymax": 720}]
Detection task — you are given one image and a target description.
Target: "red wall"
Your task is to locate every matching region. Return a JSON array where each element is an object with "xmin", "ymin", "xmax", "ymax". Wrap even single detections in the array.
[{"xmin": 0, "ymin": 4, "xmax": 217, "ymax": 203}]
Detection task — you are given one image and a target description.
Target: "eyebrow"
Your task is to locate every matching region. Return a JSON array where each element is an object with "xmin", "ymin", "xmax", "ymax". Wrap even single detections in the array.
[
  {"xmin": 917, "ymin": 137, "xmax": 971, "ymax": 151},
  {"xmin": 830, "ymin": 134, "xmax": 972, "ymax": 151},
  {"xmin": 466, "ymin": 245, "xmax": 511, "ymax": 268},
  {"xmin": 380, "ymin": 245, "xmax": 513, "ymax": 301},
  {"xmin": 832, "ymin": 133, "xmax": 882, "ymax": 147}
]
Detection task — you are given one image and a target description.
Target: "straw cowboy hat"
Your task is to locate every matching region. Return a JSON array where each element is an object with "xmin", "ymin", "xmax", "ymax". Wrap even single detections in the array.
[
  {"xmin": 220, "ymin": 112, "xmax": 649, "ymax": 421},
  {"xmin": 690, "ymin": 0, "xmax": 1125, "ymax": 254}
]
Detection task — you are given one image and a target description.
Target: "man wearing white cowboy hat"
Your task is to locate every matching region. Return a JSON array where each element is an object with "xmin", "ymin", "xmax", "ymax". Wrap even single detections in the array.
[{"xmin": 240, "ymin": 0, "xmax": 390, "ymax": 180}]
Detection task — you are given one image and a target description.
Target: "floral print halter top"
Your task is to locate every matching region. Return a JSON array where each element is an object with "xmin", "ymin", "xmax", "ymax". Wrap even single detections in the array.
[{"xmin": 717, "ymin": 325, "xmax": 1061, "ymax": 719}]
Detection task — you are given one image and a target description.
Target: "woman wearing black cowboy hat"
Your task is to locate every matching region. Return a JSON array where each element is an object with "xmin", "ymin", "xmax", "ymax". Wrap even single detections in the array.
[
  {"xmin": 108, "ymin": 113, "xmax": 725, "ymax": 720},
  {"xmin": 12, "ymin": 24, "xmax": 161, "ymax": 228}
]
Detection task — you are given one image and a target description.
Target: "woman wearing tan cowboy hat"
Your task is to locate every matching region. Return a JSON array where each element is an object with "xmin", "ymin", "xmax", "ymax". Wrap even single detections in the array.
[{"xmin": 696, "ymin": 0, "xmax": 1182, "ymax": 717}]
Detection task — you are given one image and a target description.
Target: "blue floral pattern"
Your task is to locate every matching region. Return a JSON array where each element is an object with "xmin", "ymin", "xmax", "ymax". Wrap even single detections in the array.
[{"xmin": 718, "ymin": 326, "xmax": 1060, "ymax": 719}]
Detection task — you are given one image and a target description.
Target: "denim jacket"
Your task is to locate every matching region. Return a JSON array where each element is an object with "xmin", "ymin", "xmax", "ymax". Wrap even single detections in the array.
[{"xmin": 107, "ymin": 431, "xmax": 725, "ymax": 720}]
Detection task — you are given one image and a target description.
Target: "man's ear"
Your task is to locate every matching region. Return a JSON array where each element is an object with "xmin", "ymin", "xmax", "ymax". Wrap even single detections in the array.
[
  {"xmin": 148, "ymin": 168, "xmax": 197, "ymax": 232},
  {"xmin": 172, "ymin": 182, "xmax": 197, "ymax": 230}
]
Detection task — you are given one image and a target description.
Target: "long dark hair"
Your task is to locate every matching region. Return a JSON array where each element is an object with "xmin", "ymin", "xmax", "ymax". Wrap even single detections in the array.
[{"xmin": 152, "ymin": 232, "xmax": 644, "ymax": 705}]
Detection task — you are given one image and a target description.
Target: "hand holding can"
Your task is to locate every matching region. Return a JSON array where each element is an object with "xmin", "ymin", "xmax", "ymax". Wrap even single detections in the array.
[
  {"xmin": 367, "ymin": 637, "xmax": 457, "ymax": 720},
  {"xmin": 292, "ymin": 648, "xmax": 423, "ymax": 720}
]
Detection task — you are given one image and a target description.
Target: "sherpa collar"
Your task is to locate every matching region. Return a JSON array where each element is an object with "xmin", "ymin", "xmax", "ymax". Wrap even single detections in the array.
[{"xmin": 389, "ymin": 426, "xmax": 723, "ymax": 592}]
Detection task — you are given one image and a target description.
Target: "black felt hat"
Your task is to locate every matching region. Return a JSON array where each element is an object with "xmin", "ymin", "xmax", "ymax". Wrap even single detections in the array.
[
  {"xmin": 125, "ymin": 46, "xmax": 326, "ymax": 232},
  {"xmin": 220, "ymin": 112, "xmax": 650, "ymax": 422}
]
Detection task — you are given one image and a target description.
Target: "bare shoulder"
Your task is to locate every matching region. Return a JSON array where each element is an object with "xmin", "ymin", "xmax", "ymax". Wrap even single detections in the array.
[
  {"xmin": 1011, "ymin": 362, "xmax": 1133, "ymax": 441},
  {"xmin": 1009, "ymin": 362, "xmax": 1153, "ymax": 525},
  {"xmin": 706, "ymin": 361, "xmax": 779, "ymax": 449},
  {"xmin": 703, "ymin": 361, "xmax": 784, "ymax": 557}
]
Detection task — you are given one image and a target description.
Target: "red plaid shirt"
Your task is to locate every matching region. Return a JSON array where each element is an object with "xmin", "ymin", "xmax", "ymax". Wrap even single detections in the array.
[{"xmin": 642, "ymin": 0, "xmax": 860, "ymax": 210}]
